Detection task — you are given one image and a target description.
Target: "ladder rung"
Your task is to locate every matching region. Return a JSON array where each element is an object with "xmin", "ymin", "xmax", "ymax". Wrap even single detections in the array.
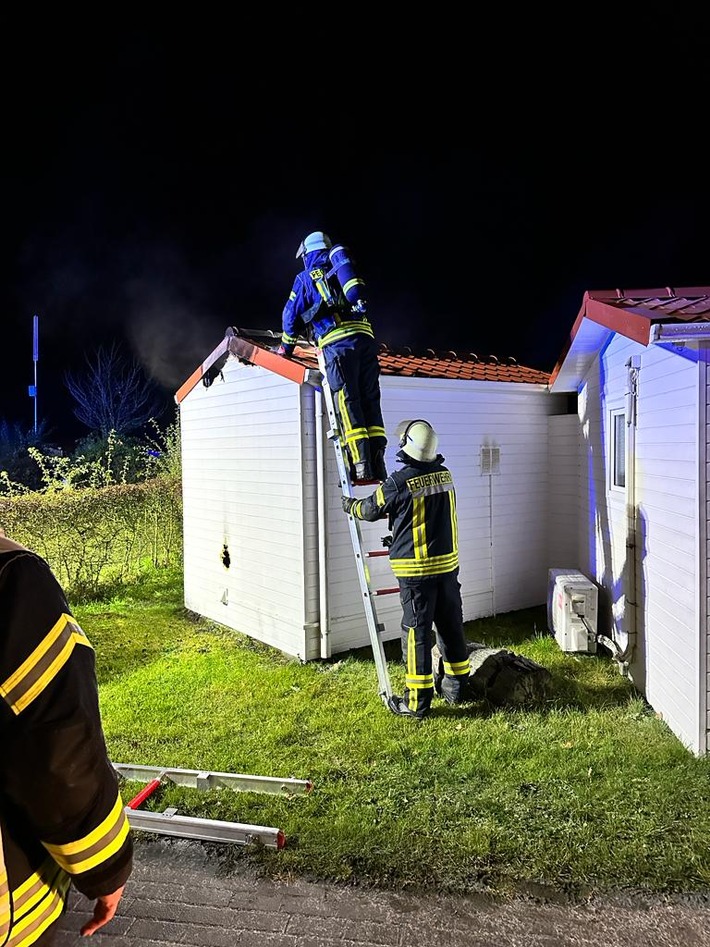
[
  {"xmin": 374, "ymin": 587, "xmax": 400, "ymax": 596},
  {"xmin": 366, "ymin": 550, "xmax": 390, "ymax": 557}
]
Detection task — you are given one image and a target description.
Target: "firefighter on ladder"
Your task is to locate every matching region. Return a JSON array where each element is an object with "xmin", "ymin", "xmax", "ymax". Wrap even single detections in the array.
[
  {"xmin": 272, "ymin": 230, "xmax": 388, "ymax": 483},
  {"xmin": 341, "ymin": 420, "xmax": 472, "ymax": 718}
]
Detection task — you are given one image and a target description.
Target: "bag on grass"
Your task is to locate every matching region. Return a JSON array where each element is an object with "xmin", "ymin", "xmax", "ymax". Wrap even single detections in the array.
[{"xmin": 433, "ymin": 641, "xmax": 552, "ymax": 707}]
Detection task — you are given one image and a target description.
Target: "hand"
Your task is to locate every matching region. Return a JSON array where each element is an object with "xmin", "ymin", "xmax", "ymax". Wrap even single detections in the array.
[
  {"xmin": 270, "ymin": 344, "xmax": 292, "ymax": 358},
  {"xmin": 342, "ymin": 496, "xmax": 356, "ymax": 514},
  {"xmin": 80, "ymin": 885, "xmax": 125, "ymax": 937}
]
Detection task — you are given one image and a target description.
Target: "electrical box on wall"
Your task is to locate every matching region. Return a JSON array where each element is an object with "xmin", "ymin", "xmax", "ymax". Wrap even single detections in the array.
[{"xmin": 547, "ymin": 569, "xmax": 598, "ymax": 654}]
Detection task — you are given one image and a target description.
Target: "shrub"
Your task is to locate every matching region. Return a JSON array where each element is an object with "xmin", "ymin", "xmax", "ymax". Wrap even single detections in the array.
[
  {"xmin": 0, "ymin": 419, "xmax": 57, "ymax": 491},
  {"xmin": 0, "ymin": 478, "xmax": 182, "ymax": 599}
]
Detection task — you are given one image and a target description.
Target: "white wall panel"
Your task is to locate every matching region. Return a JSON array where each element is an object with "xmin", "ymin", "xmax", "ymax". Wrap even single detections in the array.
[
  {"xmin": 181, "ymin": 360, "xmax": 314, "ymax": 660},
  {"xmin": 576, "ymin": 335, "xmax": 702, "ymax": 753}
]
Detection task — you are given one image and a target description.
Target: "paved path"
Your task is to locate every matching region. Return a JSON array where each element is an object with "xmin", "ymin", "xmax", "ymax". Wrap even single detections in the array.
[{"xmin": 55, "ymin": 838, "xmax": 710, "ymax": 946}]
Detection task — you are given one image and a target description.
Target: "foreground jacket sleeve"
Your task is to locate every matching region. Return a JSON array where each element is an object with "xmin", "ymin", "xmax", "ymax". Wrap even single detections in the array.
[{"xmin": 0, "ymin": 549, "xmax": 133, "ymax": 901}]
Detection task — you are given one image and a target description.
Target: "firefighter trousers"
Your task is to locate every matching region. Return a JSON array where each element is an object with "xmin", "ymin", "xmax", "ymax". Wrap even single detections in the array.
[
  {"xmin": 398, "ymin": 571, "xmax": 471, "ymax": 715},
  {"xmin": 321, "ymin": 333, "xmax": 386, "ymax": 470}
]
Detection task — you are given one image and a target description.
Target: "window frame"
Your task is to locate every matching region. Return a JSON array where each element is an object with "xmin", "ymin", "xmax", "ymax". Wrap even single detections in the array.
[{"xmin": 609, "ymin": 406, "xmax": 626, "ymax": 492}]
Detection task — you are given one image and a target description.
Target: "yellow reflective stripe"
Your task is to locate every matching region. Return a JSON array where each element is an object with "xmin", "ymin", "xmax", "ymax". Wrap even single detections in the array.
[
  {"xmin": 341, "ymin": 277, "xmax": 365, "ymax": 296},
  {"xmin": 450, "ymin": 491, "xmax": 458, "ymax": 552},
  {"xmin": 0, "ymin": 615, "xmax": 92, "ymax": 716},
  {"xmin": 318, "ymin": 321, "xmax": 374, "ymax": 346},
  {"xmin": 405, "ymin": 675, "xmax": 434, "ymax": 689},
  {"xmin": 336, "ymin": 388, "xmax": 354, "ymax": 454},
  {"xmin": 390, "ymin": 553, "xmax": 459, "ymax": 577},
  {"xmin": 282, "ymin": 332, "xmax": 299, "ymax": 344},
  {"xmin": 8, "ymin": 858, "xmax": 69, "ymax": 947},
  {"xmin": 44, "ymin": 793, "xmax": 130, "ymax": 874},
  {"xmin": 337, "ymin": 388, "xmax": 362, "ymax": 462},
  {"xmin": 367, "ymin": 426, "xmax": 386, "ymax": 439},
  {"xmin": 443, "ymin": 658, "xmax": 471, "ymax": 676},
  {"xmin": 406, "ymin": 629, "xmax": 417, "ymax": 711},
  {"xmin": 411, "ymin": 496, "xmax": 426, "ymax": 559},
  {"xmin": 342, "ymin": 426, "xmax": 368, "ymax": 447},
  {"xmin": 0, "ymin": 835, "xmax": 8, "ymax": 943},
  {"xmin": 9, "ymin": 886, "xmax": 66, "ymax": 947}
]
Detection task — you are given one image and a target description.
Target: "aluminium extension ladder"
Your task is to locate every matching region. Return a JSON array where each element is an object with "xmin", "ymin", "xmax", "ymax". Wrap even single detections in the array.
[
  {"xmin": 113, "ymin": 762, "xmax": 313, "ymax": 850},
  {"xmin": 315, "ymin": 350, "xmax": 396, "ymax": 707}
]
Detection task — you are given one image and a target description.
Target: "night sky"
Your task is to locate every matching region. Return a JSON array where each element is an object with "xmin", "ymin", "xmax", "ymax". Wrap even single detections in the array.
[{"xmin": 3, "ymin": 23, "xmax": 708, "ymax": 446}]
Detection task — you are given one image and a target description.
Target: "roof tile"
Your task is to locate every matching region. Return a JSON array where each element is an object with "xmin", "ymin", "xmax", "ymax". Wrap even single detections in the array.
[{"xmin": 287, "ymin": 340, "xmax": 549, "ymax": 385}]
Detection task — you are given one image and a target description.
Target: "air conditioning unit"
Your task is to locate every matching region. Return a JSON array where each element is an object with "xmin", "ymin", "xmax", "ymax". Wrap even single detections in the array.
[{"xmin": 547, "ymin": 569, "xmax": 598, "ymax": 654}]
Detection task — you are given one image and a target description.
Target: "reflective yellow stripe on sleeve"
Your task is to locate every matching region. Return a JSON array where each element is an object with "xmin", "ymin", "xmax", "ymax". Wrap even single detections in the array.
[
  {"xmin": 0, "ymin": 614, "xmax": 93, "ymax": 715},
  {"xmin": 43, "ymin": 793, "xmax": 131, "ymax": 875}
]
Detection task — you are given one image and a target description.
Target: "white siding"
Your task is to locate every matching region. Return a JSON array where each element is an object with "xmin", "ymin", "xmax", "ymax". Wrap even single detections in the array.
[
  {"xmin": 636, "ymin": 343, "xmax": 701, "ymax": 754},
  {"xmin": 323, "ymin": 376, "xmax": 567, "ymax": 655},
  {"xmin": 180, "ymin": 359, "xmax": 318, "ymax": 660},
  {"xmin": 577, "ymin": 334, "xmax": 703, "ymax": 754},
  {"xmin": 180, "ymin": 358, "xmax": 570, "ymax": 670},
  {"xmin": 548, "ymin": 414, "xmax": 581, "ymax": 570},
  {"xmin": 704, "ymin": 359, "xmax": 709, "ymax": 756}
]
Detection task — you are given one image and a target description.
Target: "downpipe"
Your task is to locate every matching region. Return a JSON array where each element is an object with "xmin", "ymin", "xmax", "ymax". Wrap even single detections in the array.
[
  {"xmin": 316, "ymin": 387, "xmax": 331, "ymax": 659},
  {"xmin": 599, "ymin": 356, "xmax": 640, "ymax": 673}
]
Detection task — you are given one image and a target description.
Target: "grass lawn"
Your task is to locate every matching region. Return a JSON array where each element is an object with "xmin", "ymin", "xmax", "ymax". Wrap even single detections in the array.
[{"xmin": 78, "ymin": 566, "xmax": 710, "ymax": 897}]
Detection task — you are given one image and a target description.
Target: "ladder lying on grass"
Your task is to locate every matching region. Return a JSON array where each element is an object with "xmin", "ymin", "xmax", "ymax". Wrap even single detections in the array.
[{"xmin": 114, "ymin": 762, "xmax": 312, "ymax": 850}]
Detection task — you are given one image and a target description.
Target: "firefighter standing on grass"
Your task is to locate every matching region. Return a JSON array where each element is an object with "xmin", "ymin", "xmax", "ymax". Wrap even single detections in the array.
[
  {"xmin": 0, "ymin": 528, "xmax": 133, "ymax": 944},
  {"xmin": 272, "ymin": 231, "xmax": 388, "ymax": 483},
  {"xmin": 341, "ymin": 420, "xmax": 471, "ymax": 718}
]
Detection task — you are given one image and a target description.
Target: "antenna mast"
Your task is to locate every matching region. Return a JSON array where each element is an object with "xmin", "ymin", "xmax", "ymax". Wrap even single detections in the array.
[{"xmin": 29, "ymin": 313, "xmax": 39, "ymax": 434}]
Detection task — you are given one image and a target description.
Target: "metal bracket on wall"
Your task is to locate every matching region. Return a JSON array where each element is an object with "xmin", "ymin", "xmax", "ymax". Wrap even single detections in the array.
[{"xmin": 113, "ymin": 762, "xmax": 313, "ymax": 850}]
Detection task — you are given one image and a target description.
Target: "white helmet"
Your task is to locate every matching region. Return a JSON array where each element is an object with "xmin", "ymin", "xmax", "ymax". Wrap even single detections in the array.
[
  {"xmin": 395, "ymin": 419, "xmax": 439, "ymax": 462},
  {"xmin": 296, "ymin": 231, "xmax": 332, "ymax": 259}
]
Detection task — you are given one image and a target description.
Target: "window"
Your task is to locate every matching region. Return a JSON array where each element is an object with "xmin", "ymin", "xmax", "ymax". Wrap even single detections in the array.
[{"xmin": 610, "ymin": 409, "xmax": 625, "ymax": 489}]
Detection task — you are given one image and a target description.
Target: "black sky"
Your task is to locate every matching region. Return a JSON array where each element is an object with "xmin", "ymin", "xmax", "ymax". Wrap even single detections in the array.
[{"xmin": 3, "ymin": 22, "xmax": 709, "ymax": 445}]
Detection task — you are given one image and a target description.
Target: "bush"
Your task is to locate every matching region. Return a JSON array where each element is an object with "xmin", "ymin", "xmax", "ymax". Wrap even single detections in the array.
[
  {"xmin": 0, "ymin": 415, "xmax": 182, "ymax": 496},
  {"xmin": 0, "ymin": 478, "xmax": 182, "ymax": 598},
  {"xmin": 0, "ymin": 419, "xmax": 58, "ymax": 491}
]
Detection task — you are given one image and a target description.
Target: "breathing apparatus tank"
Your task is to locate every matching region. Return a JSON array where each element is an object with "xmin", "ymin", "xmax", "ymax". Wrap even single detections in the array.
[{"xmin": 327, "ymin": 244, "xmax": 367, "ymax": 314}]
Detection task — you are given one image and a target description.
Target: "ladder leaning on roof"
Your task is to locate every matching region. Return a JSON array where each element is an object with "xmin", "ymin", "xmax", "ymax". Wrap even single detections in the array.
[{"xmin": 314, "ymin": 348, "xmax": 395, "ymax": 708}]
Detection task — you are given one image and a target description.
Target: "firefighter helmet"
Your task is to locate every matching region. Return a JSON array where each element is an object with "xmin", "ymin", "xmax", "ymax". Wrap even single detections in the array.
[
  {"xmin": 296, "ymin": 231, "xmax": 332, "ymax": 259},
  {"xmin": 395, "ymin": 419, "xmax": 439, "ymax": 462}
]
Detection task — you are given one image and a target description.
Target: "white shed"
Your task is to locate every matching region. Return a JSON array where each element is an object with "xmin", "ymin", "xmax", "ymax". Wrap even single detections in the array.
[
  {"xmin": 548, "ymin": 287, "xmax": 710, "ymax": 756},
  {"xmin": 175, "ymin": 328, "xmax": 568, "ymax": 663}
]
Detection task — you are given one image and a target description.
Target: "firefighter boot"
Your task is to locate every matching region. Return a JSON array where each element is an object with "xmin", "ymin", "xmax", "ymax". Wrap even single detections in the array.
[
  {"xmin": 387, "ymin": 694, "xmax": 430, "ymax": 720},
  {"xmin": 353, "ymin": 462, "xmax": 373, "ymax": 483},
  {"xmin": 352, "ymin": 443, "xmax": 373, "ymax": 484}
]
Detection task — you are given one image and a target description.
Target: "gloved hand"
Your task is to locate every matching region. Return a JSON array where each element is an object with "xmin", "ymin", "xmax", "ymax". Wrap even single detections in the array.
[{"xmin": 342, "ymin": 496, "xmax": 356, "ymax": 515}]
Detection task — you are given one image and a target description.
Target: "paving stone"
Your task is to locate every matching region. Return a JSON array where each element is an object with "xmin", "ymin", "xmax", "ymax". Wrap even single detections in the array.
[{"xmin": 53, "ymin": 837, "xmax": 710, "ymax": 946}]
